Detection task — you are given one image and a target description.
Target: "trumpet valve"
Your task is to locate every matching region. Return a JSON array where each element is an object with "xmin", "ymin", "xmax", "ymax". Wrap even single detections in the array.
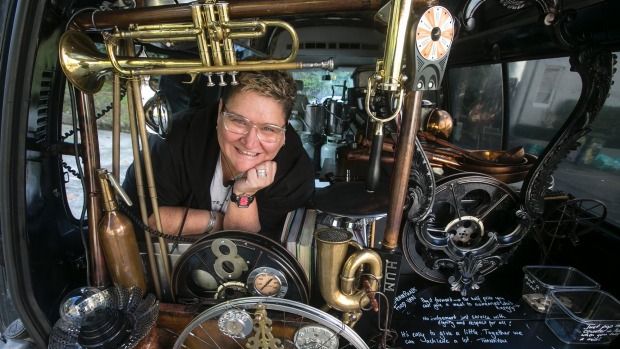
[
  {"xmin": 217, "ymin": 72, "xmax": 226, "ymax": 86},
  {"xmin": 229, "ymin": 71, "xmax": 239, "ymax": 86},
  {"xmin": 204, "ymin": 73, "xmax": 215, "ymax": 87}
]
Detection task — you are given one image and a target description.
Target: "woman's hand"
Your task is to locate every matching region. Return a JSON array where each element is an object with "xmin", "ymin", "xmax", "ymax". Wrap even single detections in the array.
[{"xmin": 232, "ymin": 160, "xmax": 277, "ymax": 195}]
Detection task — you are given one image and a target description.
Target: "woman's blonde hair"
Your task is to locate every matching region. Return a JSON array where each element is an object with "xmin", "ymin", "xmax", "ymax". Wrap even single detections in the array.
[{"xmin": 222, "ymin": 71, "xmax": 297, "ymax": 118}]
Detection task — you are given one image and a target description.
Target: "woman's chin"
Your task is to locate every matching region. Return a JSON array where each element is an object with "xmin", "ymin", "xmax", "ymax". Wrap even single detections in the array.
[{"xmin": 234, "ymin": 161, "xmax": 260, "ymax": 174}]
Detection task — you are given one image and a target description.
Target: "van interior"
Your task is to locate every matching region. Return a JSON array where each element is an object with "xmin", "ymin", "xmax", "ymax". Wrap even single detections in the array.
[{"xmin": 1, "ymin": 0, "xmax": 619, "ymax": 348}]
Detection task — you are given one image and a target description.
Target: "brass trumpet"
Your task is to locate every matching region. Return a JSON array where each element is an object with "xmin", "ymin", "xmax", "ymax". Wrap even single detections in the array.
[{"xmin": 60, "ymin": 2, "xmax": 333, "ymax": 93}]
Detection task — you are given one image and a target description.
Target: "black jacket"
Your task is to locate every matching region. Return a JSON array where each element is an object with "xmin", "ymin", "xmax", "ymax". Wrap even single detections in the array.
[{"xmin": 122, "ymin": 104, "xmax": 315, "ymax": 240}]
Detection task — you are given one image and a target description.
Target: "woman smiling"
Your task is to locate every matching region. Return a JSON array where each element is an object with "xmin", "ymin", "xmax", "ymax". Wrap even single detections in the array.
[{"xmin": 123, "ymin": 71, "xmax": 315, "ymax": 239}]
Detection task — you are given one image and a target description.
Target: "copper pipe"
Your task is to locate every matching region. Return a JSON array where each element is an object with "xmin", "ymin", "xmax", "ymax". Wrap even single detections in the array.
[
  {"xmin": 74, "ymin": 0, "xmax": 382, "ymax": 30},
  {"xmin": 74, "ymin": 88, "xmax": 109, "ymax": 287},
  {"xmin": 112, "ymin": 74, "xmax": 121, "ymax": 180},
  {"xmin": 125, "ymin": 40, "xmax": 174, "ymax": 300},
  {"xmin": 361, "ymin": 138, "xmax": 395, "ymax": 153},
  {"xmin": 345, "ymin": 152, "xmax": 394, "ymax": 163},
  {"xmin": 382, "ymin": 91, "xmax": 422, "ymax": 250},
  {"xmin": 125, "ymin": 77, "xmax": 162, "ymax": 299},
  {"xmin": 344, "ymin": 148, "xmax": 461, "ymax": 168},
  {"xmin": 118, "ymin": 39, "xmax": 162, "ymax": 299},
  {"xmin": 129, "ymin": 82, "xmax": 175, "ymax": 300},
  {"xmin": 424, "ymin": 152, "xmax": 460, "ymax": 167}
]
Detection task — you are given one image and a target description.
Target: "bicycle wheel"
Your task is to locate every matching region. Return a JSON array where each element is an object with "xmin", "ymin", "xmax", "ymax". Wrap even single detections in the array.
[{"xmin": 173, "ymin": 297, "xmax": 369, "ymax": 349}]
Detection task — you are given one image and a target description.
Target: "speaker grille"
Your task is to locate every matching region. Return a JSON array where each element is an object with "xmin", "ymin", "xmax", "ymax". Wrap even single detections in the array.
[{"xmin": 316, "ymin": 228, "xmax": 351, "ymax": 242}]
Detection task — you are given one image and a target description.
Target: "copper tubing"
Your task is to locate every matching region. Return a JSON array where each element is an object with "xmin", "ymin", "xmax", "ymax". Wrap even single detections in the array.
[
  {"xmin": 74, "ymin": 0, "xmax": 383, "ymax": 30},
  {"xmin": 74, "ymin": 88, "xmax": 109, "ymax": 287},
  {"xmin": 125, "ymin": 40, "xmax": 173, "ymax": 300},
  {"xmin": 361, "ymin": 138, "xmax": 395, "ymax": 153},
  {"xmin": 125, "ymin": 78, "xmax": 162, "ymax": 299},
  {"xmin": 424, "ymin": 152, "xmax": 460, "ymax": 167},
  {"xmin": 125, "ymin": 43, "xmax": 173, "ymax": 300},
  {"xmin": 382, "ymin": 91, "xmax": 422, "ymax": 250},
  {"xmin": 112, "ymin": 74, "xmax": 121, "ymax": 180},
  {"xmin": 346, "ymin": 151, "xmax": 395, "ymax": 163}
]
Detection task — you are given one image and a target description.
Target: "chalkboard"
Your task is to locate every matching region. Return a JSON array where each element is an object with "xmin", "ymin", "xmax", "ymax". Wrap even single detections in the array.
[{"xmin": 390, "ymin": 284, "xmax": 611, "ymax": 348}]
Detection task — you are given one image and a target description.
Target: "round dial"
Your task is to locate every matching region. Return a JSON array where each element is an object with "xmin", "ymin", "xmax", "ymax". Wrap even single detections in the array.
[
  {"xmin": 294, "ymin": 325, "xmax": 339, "ymax": 349},
  {"xmin": 214, "ymin": 281, "xmax": 250, "ymax": 300},
  {"xmin": 217, "ymin": 309, "xmax": 253, "ymax": 339},
  {"xmin": 254, "ymin": 273, "xmax": 281, "ymax": 296},
  {"xmin": 246, "ymin": 267, "xmax": 288, "ymax": 297},
  {"xmin": 416, "ymin": 6, "xmax": 454, "ymax": 61}
]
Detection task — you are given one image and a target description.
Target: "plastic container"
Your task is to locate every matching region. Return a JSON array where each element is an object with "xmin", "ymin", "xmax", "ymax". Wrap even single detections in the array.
[
  {"xmin": 545, "ymin": 289, "xmax": 620, "ymax": 344},
  {"xmin": 320, "ymin": 135, "xmax": 343, "ymax": 170},
  {"xmin": 521, "ymin": 265, "xmax": 600, "ymax": 312}
]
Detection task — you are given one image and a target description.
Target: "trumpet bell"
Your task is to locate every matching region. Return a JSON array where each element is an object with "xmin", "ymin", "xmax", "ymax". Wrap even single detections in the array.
[{"xmin": 60, "ymin": 31, "xmax": 111, "ymax": 93}]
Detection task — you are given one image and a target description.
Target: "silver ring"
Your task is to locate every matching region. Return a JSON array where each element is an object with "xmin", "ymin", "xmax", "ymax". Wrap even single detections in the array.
[{"xmin": 257, "ymin": 168, "xmax": 267, "ymax": 178}]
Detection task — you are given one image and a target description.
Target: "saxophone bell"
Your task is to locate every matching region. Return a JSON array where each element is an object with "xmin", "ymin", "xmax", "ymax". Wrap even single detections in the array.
[{"xmin": 315, "ymin": 228, "xmax": 383, "ymax": 327}]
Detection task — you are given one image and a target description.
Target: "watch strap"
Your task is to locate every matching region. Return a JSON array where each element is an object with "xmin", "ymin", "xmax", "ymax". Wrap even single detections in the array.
[{"xmin": 230, "ymin": 192, "xmax": 255, "ymax": 208}]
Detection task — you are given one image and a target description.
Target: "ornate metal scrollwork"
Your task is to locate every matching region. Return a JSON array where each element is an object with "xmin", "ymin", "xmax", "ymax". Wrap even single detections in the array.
[
  {"xmin": 498, "ymin": 0, "xmax": 527, "ymax": 10},
  {"xmin": 522, "ymin": 48, "xmax": 616, "ymax": 217},
  {"xmin": 407, "ymin": 137, "xmax": 436, "ymax": 223},
  {"xmin": 403, "ymin": 174, "xmax": 531, "ymax": 294}
]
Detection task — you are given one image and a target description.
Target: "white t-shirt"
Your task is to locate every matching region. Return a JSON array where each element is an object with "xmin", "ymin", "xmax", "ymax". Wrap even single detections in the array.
[{"xmin": 210, "ymin": 154, "xmax": 232, "ymax": 213}]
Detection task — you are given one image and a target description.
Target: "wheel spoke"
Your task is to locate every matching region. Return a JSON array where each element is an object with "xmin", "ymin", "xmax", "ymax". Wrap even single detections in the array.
[
  {"xmin": 479, "ymin": 193, "xmax": 509, "ymax": 221},
  {"xmin": 449, "ymin": 183, "xmax": 462, "ymax": 219}
]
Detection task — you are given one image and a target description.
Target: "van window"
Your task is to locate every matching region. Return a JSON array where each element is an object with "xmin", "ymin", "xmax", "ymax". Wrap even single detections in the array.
[
  {"xmin": 448, "ymin": 64, "xmax": 504, "ymax": 150},
  {"xmin": 291, "ymin": 68, "xmax": 355, "ymax": 104},
  {"xmin": 507, "ymin": 58, "xmax": 581, "ymax": 154},
  {"xmin": 62, "ymin": 81, "xmax": 134, "ymax": 219},
  {"xmin": 507, "ymin": 56, "xmax": 620, "ymax": 227}
]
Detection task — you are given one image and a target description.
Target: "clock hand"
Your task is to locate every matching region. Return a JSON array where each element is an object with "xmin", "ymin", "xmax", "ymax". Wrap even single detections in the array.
[{"xmin": 260, "ymin": 278, "xmax": 274, "ymax": 291}]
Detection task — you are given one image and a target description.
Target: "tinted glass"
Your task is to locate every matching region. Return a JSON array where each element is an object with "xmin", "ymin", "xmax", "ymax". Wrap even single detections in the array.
[
  {"xmin": 62, "ymin": 82, "xmax": 135, "ymax": 219},
  {"xmin": 448, "ymin": 64, "xmax": 504, "ymax": 150},
  {"xmin": 292, "ymin": 68, "xmax": 355, "ymax": 104},
  {"xmin": 508, "ymin": 57, "xmax": 620, "ymax": 227},
  {"xmin": 507, "ymin": 58, "xmax": 580, "ymax": 154}
]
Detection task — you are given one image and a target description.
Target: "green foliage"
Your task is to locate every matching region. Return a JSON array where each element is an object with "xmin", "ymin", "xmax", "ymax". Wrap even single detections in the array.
[
  {"xmin": 292, "ymin": 68, "xmax": 355, "ymax": 103},
  {"xmin": 62, "ymin": 80, "xmax": 132, "ymax": 132}
]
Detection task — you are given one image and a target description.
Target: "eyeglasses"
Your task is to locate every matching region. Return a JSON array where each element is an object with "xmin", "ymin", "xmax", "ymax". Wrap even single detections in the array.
[{"xmin": 221, "ymin": 108, "xmax": 286, "ymax": 144}]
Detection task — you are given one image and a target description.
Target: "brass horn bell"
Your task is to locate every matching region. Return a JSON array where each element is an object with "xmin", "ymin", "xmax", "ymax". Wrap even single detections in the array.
[
  {"xmin": 59, "ymin": 2, "xmax": 334, "ymax": 93},
  {"xmin": 59, "ymin": 31, "xmax": 113, "ymax": 94},
  {"xmin": 315, "ymin": 228, "xmax": 383, "ymax": 327}
]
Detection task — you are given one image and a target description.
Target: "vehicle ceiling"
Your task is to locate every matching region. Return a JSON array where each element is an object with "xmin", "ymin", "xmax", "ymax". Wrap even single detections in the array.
[{"xmin": 52, "ymin": 0, "xmax": 620, "ymax": 68}]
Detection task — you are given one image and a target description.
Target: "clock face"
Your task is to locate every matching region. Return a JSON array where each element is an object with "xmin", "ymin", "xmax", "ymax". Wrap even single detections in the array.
[
  {"xmin": 247, "ymin": 267, "xmax": 288, "ymax": 298},
  {"xmin": 253, "ymin": 273, "xmax": 282, "ymax": 297},
  {"xmin": 416, "ymin": 6, "xmax": 454, "ymax": 61},
  {"xmin": 294, "ymin": 325, "xmax": 339, "ymax": 349},
  {"xmin": 172, "ymin": 231, "xmax": 308, "ymax": 303}
]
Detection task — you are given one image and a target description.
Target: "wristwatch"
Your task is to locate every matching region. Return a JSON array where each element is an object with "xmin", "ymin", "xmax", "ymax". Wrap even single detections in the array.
[{"xmin": 230, "ymin": 192, "xmax": 255, "ymax": 208}]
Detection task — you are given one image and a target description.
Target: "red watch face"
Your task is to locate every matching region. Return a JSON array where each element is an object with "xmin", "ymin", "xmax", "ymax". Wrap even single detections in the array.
[
  {"xmin": 239, "ymin": 196, "xmax": 250, "ymax": 207},
  {"xmin": 232, "ymin": 193, "xmax": 254, "ymax": 208}
]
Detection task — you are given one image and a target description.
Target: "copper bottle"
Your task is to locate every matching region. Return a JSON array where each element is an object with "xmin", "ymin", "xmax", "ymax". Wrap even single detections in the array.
[{"xmin": 97, "ymin": 169, "xmax": 147, "ymax": 292}]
